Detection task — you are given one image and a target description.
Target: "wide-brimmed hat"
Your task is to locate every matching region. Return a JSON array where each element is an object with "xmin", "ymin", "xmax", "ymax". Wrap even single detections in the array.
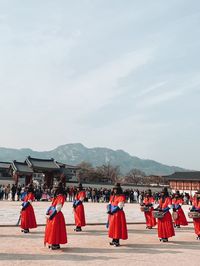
[
  {"xmin": 77, "ymin": 183, "xmax": 83, "ymax": 189},
  {"xmin": 145, "ymin": 189, "xmax": 152, "ymax": 196},
  {"xmin": 113, "ymin": 183, "xmax": 121, "ymax": 190},
  {"xmin": 161, "ymin": 187, "xmax": 169, "ymax": 196},
  {"xmin": 26, "ymin": 183, "xmax": 34, "ymax": 192},
  {"xmin": 113, "ymin": 183, "xmax": 123, "ymax": 194},
  {"xmin": 53, "ymin": 181, "xmax": 63, "ymax": 189}
]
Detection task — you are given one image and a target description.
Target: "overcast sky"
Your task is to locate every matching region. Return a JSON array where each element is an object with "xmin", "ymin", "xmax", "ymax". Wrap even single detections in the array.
[{"xmin": 0, "ymin": 0, "xmax": 200, "ymax": 170}]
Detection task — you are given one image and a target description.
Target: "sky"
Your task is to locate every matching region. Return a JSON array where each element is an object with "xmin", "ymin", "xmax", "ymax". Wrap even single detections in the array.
[{"xmin": 0, "ymin": 0, "xmax": 200, "ymax": 170}]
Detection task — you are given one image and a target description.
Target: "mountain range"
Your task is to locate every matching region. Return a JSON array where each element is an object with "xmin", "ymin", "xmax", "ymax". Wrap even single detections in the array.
[{"xmin": 0, "ymin": 143, "xmax": 188, "ymax": 175}]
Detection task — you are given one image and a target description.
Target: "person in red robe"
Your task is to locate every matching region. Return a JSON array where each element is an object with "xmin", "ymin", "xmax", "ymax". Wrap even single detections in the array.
[
  {"xmin": 172, "ymin": 190, "xmax": 188, "ymax": 228},
  {"xmin": 20, "ymin": 183, "xmax": 37, "ymax": 233},
  {"xmin": 142, "ymin": 189, "xmax": 156, "ymax": 229},
  {"xmin": 191, "ymin": 190, "xmax": 200, "ymax": 240},
  {"xmin": 44, "ymin": 182, "xmax": 67, "ymax": 250},
  {"xmin": 73, "ymin": 183, "xmax": 86, "ymax": 232},
  {"xmin": 156, "ymin": 187, "xmax": 175, "ymax": 242},
  {"xmin": 107, "ymin": 183, "xmax": 128, "ymax": 247}
]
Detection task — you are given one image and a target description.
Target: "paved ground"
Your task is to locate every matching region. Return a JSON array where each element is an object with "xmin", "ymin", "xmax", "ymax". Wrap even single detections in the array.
[
  {"xmin": 1, "ymin": 224, "xmax": 200, "ymax": 266},
  {"xmin": 0, "ymin": 201, "xmax": 192, "ymax": 225},
  {"xmin": 0, "ymin": 202, "xmax": 199, "ymax": 266}
]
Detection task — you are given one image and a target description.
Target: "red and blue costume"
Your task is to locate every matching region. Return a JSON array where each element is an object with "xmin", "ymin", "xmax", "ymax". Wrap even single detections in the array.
[
  {"xmin": 143, "ymin": 196, "xmax": 156, "ymax": 229},
  {"xmin": 107, "ymin": 193, "xmax": 128, "ymax": 246},
  {"xmin": 172, "ymin": 197, "xmax": 188, "ymax": 227},
  {"xmin": 44, "ymin": 194, "xmax": 67, "ymax": 248},
  {"xmin": 21, "ymin": 192, "xmax": 37, "ymax": 232},
  {"xmin": 191, "ymin": 196, "xmax": 200, "ymax": 239},
  {"xmin": 73, "ymin": 190, "xmax": 86, "ymax": 231},
  {"xmin": 157, "ymin": 196, "xmax": 175, "ymax": 241}
]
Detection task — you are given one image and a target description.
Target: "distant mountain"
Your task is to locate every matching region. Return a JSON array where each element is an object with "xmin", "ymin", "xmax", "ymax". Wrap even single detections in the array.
[{"xmin": 0, "ymin": 143, "xmax": 188, "ymax": 175}]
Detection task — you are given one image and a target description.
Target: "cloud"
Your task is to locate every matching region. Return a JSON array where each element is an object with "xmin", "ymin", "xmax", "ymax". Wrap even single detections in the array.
[{"xmin": 61, "ymin": 48, "xmax": 154, "ymax": 113}]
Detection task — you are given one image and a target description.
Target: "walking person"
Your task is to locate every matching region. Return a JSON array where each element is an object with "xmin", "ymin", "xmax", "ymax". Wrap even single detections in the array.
[
  {"xmin": 141, "ymin": 189, "xmax": 156, "ymax": 229},
  {"xmin": 73, "ymin": 183, "xmax": 86, "ymax": 232},
  {"xmin": 20, "ymin": 183, "xmax": 37, "ymax": 233},
  {"xmin": 190, "ymin": 190, "xmax": 200, "ymax": 240},
  {"xmin": 172, "ymin": 190, "xmax": 188, "ymax": 228},
  {"xmin": 155, "ymin": 187, "xmax": 175, "ymax": 242},
  {"xmin": 44, "ymin": 182, "xmax": 67, "ymax": 250},
  {"xmin": 107, "ymin": 183, "xmax": 128, "ymax": 247}
]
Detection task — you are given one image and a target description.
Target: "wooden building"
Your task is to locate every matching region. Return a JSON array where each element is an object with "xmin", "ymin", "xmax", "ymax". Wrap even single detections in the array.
[
  {"xmin": 0, "ymin": 162, "xmax": 13, "ymax": 184},
  {"xmin": 10, "ymin": 160, "xmax": 34, "ymax": 185},
  {"xmin": 167, "ymin": 171, "xmax": 200, "ymax": 195},
  {"xmin": 6, "ymin": 156, "xmax": 79, "ymax": 187}
]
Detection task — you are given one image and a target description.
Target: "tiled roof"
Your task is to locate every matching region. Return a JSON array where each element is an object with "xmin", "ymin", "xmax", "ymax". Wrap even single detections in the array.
[
  {"xmin": 26, "ymin": 157, "xmax": 60, "ymax": 170},
  {"xmin": 167, "ymin": 171, "xmax": 200, "ymax": 181},
  {"xmin": 11, "ymin": 161, "xmax": 34, "ymax": 174},
  {"xmin": 0, "ymin": 162, "xmax": 11, "ymax": 169},
  {"xmin": 56, "ymin": 161, "xmax": 80, "ymax": 169}
]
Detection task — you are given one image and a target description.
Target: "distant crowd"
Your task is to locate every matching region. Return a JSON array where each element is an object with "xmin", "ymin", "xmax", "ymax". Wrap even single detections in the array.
[{"xmin": 0, "ymin": 183, "xmax": 193, "ymax": 204}]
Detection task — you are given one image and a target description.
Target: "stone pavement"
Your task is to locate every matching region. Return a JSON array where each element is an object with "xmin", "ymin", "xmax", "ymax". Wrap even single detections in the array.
[
  {"xmin": 0, "ymin": 202, "xmax": 199, "ymax": 265},
  {"xmin": 0, "ymin": 201, "xmax": 192, "ymax": 225},
  {"xmin": 1, "ymin": 224, "xmax": 200, "ymax": 266}
]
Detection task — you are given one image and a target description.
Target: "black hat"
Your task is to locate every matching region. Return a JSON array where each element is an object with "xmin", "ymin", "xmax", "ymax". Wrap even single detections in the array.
[
  {"xmin": 161, "ymin": 187, "xmax": 169, "ymax": 196},
  {"xmin": 113, "ymin": 183, "xmax": 121, "ymax": 190},
  {"xmin": 77, "ymin": 183, "xmax": 83, "ymax": 189},
  {"xmin": 113, "ymin": 183, "xmax": 123, "ymax": 195},
  {"xmin": 175, "ymin": 190, "xmax": 180, "ymax": 195},
  {"xmin": 54, "ymin": 181, "xmax": 63, "ymax": 189},
  {"xmin": 27, "ymin": 183, "xmax": 34, "ymax": 192},
  {"xmin": 145, "ymin": 189, "xmax": 152, "ymax": 196}
]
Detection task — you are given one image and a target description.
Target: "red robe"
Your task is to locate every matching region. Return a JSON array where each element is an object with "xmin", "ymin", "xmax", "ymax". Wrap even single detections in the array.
[
  {"xmin": 74, "ymin": 191, "xmax": 86, "ymax": 227},
  {"xmin": 21, "ymin": 192, "xmax": 37, "ymax": 230},
  {"xmin": 157, "ymin": 197, "xmax": 175, "ymax": 239},
  {"xmin": 172, "ymin": 198, "xmax": 188, "ymax": 226},
  {"xmin": 192, "ymin": 198, "xmax": 200, "ymax": 236},
  {"xmin": 44, "ymin": 194, "xmax": 67, "ymax": 245},
  {"xmin": 108, "ymin": 194, "xmax": 128, "ymax": 240},
  {"xmin": 143, "ymin": 197, "xmax": 156, "ymax": 227}
]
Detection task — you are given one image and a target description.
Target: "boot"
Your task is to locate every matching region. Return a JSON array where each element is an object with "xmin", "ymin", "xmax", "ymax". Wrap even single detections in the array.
[
  {"xmin": 51, "ymin": 244, "xmax": 60, "ymax": 250},
  {"xmin": 113, "ymin": 239, "xmax": 120, "ymax": 247}
]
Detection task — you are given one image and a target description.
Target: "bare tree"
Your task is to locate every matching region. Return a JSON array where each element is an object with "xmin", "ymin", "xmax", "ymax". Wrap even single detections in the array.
[
  {"xmin": 124, "ymin": 168, "xmax": 146, "ymax": 185},
  {"xmin": 96, "ymin": 163, "xmax": 120, "ymax": 183}
]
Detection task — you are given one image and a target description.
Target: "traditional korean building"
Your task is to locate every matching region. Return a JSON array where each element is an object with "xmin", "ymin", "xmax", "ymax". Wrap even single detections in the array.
[
  {"xmin": 6, "ymin": 156, "xmax": 79, "ymax": 187},
  {"xmin": 167, "ymin": 171, "xmax": 200, "ymax": 195},
  {"xmin": 10, "ymin": 160, "xmax": 34, "ymax": 185},
  {"xmin": 25, "ymin": 157, "xmax": 61, "ymax": 187},
  {"xmin": 0, "ymin": 162, "xmax": 13, "ymax": 184}
]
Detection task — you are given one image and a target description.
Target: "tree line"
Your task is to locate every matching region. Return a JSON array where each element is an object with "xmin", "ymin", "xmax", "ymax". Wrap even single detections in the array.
[{"xmin": 77, "ymin": 162, "xmax": 168, "ymax": 186}]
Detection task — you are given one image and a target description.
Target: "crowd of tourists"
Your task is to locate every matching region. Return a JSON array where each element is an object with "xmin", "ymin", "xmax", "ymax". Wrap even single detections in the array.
[{"xmin": 0, "ymin": 183, "xmax": 193, "ymax": 205}]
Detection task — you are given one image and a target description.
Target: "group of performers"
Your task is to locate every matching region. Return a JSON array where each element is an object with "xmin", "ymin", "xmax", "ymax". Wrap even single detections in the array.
[
  {"xmin": 19, "ymin": 182, "xmax": 200, "ymax": 249},
  {"xmin": 141, "ymin": 187, "xmax": 200, "ymax": 242}
]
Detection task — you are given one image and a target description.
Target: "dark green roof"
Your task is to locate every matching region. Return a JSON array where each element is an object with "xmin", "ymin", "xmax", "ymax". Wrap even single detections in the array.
[
  {"xmin": 26, "ymin": 156, "xmax": 60, "ymax": 170},
  {"xmin": 0, "ymin": 162, "xmax": 11, "ymax": 169},
  {"xmin": 167, "ymin": 171, "xmax": 200, "ymax": 181},
  {"xmin": 11, "ymin": 161, "xmax": 34, "ymax": 174}
]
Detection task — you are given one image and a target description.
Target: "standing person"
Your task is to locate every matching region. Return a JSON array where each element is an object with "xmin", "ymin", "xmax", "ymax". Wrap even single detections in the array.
[
  {"xmin": 190, "ymin": 190, "xmax": 200, "ymax": 240},
  {"xmin": 11, "ymin": 184, "xmax": 17, "ymax": 201},
  {"xmin": 20, "ymin": 183, "xmax": 37, "ymax": 233},
  {"xmin": 107, "ymin": 183, "xmax": 128, "ymax": 247},
  {"xmin": 44, "ymin": 182, "xmax": 67, "ymax": 250},
  {"xmin": 172, "ymin": 190, "xmax": 188, "ymax": 228},
  {"xmin": 142, "ymin": 189, "xmax": 156, "ymax": 229},
  {"xmin": 73, "ymin": 183, "xmax": 86, "ymax": 232},
  {"xmin": 156, "ymin": 187, "xmax": 175, "ymax": 242},
  {"xmin": 17, "ymin": 185, "xmax": 22, "ymax": 201}
]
